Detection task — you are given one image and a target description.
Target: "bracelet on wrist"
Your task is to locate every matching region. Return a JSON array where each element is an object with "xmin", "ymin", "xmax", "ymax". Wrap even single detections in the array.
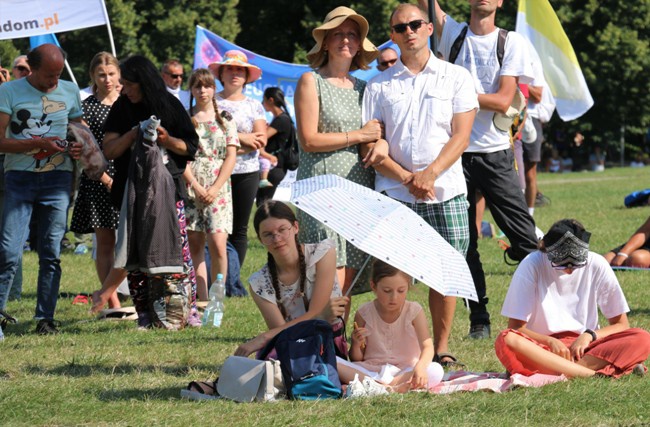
[
  {"xmin": 583, "ymin": 328, "xmax": 597, "ymax": 342},
  {"xmin": 616, "ymin": 252, "xmax": 629, "ymax": 259}
]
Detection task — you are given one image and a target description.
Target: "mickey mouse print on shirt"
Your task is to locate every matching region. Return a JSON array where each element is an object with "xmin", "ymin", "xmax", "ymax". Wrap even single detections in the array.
[{"xmin": 10, "ymin": 96, "xmax": 68, "ymax": 172}]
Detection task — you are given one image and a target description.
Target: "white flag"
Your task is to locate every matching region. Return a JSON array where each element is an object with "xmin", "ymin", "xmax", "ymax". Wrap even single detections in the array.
[
  {"xmin": 0, "ymin": 0, "xmax": 108, "ymax": 40},
  {"xmin": 516, "ymin": 0, "xmax": 594, "ymax": 121}
]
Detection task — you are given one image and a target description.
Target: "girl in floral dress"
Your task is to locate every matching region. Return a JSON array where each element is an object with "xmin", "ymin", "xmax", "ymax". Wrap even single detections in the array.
[{"xmin": 183, "ymin": 69, "xmax": 239, "ymax": 301}]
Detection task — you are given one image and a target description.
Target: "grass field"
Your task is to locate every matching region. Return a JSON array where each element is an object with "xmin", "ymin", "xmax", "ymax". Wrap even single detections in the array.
[{"xmin": 1, "ymin": 166, "xmax": 649, "ymax": 426}]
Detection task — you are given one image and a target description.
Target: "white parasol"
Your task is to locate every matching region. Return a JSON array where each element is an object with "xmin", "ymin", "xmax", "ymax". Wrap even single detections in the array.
[{"xmin": 290, "ymin": 175, "xmax": 477, "ymax": 301}]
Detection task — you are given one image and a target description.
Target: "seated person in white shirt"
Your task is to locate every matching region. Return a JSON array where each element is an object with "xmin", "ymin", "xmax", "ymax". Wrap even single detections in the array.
[{"xmin": 495, "ymin": 219, "xmax": 650, "ymax": 378}]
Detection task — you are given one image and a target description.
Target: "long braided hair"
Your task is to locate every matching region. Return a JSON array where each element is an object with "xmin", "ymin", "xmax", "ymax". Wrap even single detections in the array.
[
  {"xmin": 188, "ymin": 68, "xmax": 229, "ymax": 129},
  {"xmin": 254, "ymin": 200, "xmax": 307, "ymax": 320}
]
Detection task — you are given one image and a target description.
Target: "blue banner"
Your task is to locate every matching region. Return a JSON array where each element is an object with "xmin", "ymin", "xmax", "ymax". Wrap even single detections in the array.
[
  {"xmin": 29, "ymin": 33, "xmax": 60, "ymax": 49},
  {"xmin": 193, "ymin": 25, "xmax": 397, "ymax": 116}
]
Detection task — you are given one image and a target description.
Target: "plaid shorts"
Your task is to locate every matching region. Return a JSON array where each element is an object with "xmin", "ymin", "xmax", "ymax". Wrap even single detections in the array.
[{"xmin": 401, "ymin": 195, "xmax": 470, "ymax": 256}]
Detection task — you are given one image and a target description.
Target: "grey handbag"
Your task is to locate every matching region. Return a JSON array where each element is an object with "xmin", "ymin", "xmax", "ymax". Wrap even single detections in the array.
[{"xmin": 217, "ymin": 356, "xmax": 285, "ymax": 402}]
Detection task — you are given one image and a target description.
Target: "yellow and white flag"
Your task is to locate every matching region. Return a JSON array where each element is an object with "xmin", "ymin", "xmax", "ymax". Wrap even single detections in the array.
[{"xmin": 516, "ymin": 0, "xmax": 593, "ymax": 121}]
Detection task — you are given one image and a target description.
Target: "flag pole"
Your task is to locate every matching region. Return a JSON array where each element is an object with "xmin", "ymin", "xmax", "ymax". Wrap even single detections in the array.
[
  {"xmin": 64, "ymin": 59, "xmax": 77, "ymax": 86},
  {"xmin": 428, "ymin": 0, "xmax": 437, "ymax": 55},
  {"xmin": 99, "ymin": 0, "xmax": 117, "ymax": 56}
]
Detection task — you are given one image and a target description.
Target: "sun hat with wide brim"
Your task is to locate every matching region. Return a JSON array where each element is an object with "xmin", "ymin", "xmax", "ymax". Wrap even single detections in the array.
[
  {"xmin": 307, "ymin": 6, "xmax": 379, "ymax": 70},
  {"xmin": 493, "ymin": 89, "xmax": 527, "ymax": 132},
  {"xmin": 208, "ymin": 50, "xmax": 262, "ymax": 84}
]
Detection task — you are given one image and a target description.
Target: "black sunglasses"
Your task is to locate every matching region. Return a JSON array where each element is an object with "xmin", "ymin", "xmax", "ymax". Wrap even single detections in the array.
[
  {"xmin": 165, "ymin": 71, "xmax": 184, "ymax": 79},
  {"xmin": 14, "ymin": 65, "xmax": 29, "ymax": 72},
  {"xmin": 392, "ymin": 19, "xmax": 428, "ymax": 34},
  {"xmin": 379, "ymin": 58, "xmax": 397, "ymax": 67}
]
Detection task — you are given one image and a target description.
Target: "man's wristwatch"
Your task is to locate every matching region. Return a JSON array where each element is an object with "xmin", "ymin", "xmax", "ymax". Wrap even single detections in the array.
[{"xmin": 583, "ymin": 328, "xmax": 598, "ymax": 342}]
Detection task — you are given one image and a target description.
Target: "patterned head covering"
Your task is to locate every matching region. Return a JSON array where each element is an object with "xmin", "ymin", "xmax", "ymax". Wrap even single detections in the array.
[{"xmin": 543, "ymin": 219, "xmax": 591, "ymax": 269}]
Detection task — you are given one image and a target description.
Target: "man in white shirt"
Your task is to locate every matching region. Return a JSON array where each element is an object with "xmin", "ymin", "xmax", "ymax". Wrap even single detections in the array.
[
  {"xmin": 161, "ymin": 59, "xmax": 190, "ymax": 110},
  {"xmin": 424, "ymin": 0, "xmax": 539, "ymax": 339},
  {"xmin": 363, "ymin": 3, "xmax": 477, "ymax": 367}
]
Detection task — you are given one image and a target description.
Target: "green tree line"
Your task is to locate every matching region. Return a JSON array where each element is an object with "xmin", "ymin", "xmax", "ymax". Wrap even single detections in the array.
[{"xmin": 1, "ymin": 0, "xmax": 648, "ymax": 154}]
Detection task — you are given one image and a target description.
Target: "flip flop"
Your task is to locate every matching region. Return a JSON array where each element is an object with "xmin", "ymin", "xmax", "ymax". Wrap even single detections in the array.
[
  {"xmin": 433, "ymin": 353, "xmax": 466, "ymax": 370},
  {"xmin": 97, "ymin": 307, "xmax": 138, "ymax": 321},
  {"xmin": 180, "ymin": 380, "xmax": 221, "ymax": 401}
]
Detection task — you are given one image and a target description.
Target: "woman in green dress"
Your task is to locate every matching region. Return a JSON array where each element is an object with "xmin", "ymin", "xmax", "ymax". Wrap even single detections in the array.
[{"xmin": 294, "ymin": 6, "xmax": 387, "ymax": 298}]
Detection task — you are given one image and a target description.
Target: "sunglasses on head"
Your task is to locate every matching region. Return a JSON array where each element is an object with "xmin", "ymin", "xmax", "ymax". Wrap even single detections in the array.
[{"xmin": 392, "ymin": 19, "xmax": 428, "ymax": 34}]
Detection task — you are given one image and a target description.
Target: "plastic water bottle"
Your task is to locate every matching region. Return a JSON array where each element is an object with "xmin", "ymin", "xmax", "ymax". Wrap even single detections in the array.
[{"xmin": 202, "ymin": 273, "xmax": 225, "ymax": 327}]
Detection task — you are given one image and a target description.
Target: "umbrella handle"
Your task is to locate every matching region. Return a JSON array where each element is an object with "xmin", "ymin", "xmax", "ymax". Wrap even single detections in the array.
[{"xmin": 345, "ymin": 255, "xmax": 372, "ymax": 297}]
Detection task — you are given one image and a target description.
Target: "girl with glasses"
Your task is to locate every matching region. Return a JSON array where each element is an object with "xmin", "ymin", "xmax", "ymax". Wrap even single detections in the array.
[
  {"xmin": 234, "ymin": 200, "xmax": 348, "ymax": 358},
  {"xmin": 495, "ymin": 219, "xmax": 650, "ymax": 378}
]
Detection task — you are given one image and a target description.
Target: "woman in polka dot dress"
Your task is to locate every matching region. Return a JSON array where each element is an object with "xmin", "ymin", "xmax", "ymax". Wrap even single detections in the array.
[
  {"xmin": 295, "ymin": 6, "xmax": 387, "ymax": 295},
  {"xmin": 70, "ymin": 52, "xmax": 121, "ymax": 308}
]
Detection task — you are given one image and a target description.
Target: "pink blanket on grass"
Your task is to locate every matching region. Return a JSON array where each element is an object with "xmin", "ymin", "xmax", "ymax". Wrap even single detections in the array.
[{"xmin": 429, "ymin": 371, "xmax": 567, "ymax": 394}]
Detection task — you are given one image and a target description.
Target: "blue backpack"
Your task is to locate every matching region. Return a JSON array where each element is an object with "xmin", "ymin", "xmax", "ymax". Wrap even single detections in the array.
[
  {"xmin": 260, "ymin": 319, "xmax": 342, "ymax": 400},
  {"xmin": 624, "ymin": 189, "xmax": 650, "ymax": 208}
]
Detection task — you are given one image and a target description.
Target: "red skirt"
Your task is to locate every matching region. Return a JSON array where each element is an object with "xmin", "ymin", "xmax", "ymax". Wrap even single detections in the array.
[{"xmin": 495, "ymin": 328, "xmax": 650, "ymax": 378}]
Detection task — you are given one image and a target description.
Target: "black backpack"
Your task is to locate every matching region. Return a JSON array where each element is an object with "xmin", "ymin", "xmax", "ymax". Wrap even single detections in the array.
[
  {"xmin": 448, "ymin": 25, "xmax": 508, "ymax": 67},
  {"xmin": 259, "ymin": 319, "xmax": 342, "ymax": 400},
  {"xmin": 280, "ymin": 121, "xmax": 299, "ymax": 171}
]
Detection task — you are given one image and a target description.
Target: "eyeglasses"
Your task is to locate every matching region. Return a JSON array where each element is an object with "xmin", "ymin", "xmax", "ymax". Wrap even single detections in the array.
[
  {"xmin": 330, "ymin": 31, "xmax": 360, "ymax": 41},
  {"xmin": 260, "ymin": 225, "xmax": 294, "ymax": 245},
  {"xmin": 391, "ymin": 19, "xmax": 428, "ymax": 34},
  {"xmin": 379, "ymin": 58, "xmax": 397, "ymax": 67},
  {"xmin": 13, "ymin": 65, "xmax": 29, "ymax": 72},
  {"xmin": 165, "ymin": 71, "xmax": 184, "ymax": 79}
]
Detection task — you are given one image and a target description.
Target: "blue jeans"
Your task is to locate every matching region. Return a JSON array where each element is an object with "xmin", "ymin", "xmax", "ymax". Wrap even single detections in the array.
[
  {"xmin": 0, "ymin": 170, "xmax": 72, "ymax": 319},
  {"xmin": 0, "ymin": 159, "xmax": 23, "ymax": 301}
]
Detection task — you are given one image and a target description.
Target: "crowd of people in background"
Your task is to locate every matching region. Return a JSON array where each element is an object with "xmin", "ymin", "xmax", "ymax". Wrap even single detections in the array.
[{"xmin": 0, "ymin": 0, "xmax": 649, "ymax": 390}]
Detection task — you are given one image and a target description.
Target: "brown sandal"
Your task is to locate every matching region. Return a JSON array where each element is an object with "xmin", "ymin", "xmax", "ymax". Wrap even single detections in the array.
[{"xmin": 433, "ymin": 353, "xmax": 466, "ymax": 370}]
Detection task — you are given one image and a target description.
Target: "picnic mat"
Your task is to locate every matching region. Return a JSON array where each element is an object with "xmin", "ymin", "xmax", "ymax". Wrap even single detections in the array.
[
  {"xmin": 611, "ymin": 266, "xmax": 650, "ymax": 271},
  {"xmin": 429, "ymin": 370, "xmax": 567, "ymax": 394}
]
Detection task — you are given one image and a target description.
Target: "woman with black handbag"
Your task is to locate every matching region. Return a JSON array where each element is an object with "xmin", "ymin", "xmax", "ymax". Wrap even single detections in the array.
[{"xmin": 256, "ymin": 87, "xmax": 294, "ymax": 205}]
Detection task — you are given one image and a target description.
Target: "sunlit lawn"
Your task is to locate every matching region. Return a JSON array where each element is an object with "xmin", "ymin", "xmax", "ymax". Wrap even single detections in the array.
[{"xmin": 1, "ymin": 166, "xmax": 649, "ymax": 426}]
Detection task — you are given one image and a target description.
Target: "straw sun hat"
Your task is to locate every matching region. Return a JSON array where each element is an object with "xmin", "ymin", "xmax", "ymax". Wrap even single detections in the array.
[
  {"xmin": 208, "ymin": 50, "xmax": 262, "ymax": 83},
  {"xmin": 307, "ymin": 6, "xmax": 379, "ymax": 70}
]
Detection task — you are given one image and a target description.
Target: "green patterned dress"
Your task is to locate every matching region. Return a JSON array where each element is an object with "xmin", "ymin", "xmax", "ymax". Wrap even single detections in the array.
[{"xmin": 296, "ymin": 71, "xmax": 375, "ymax": 270}]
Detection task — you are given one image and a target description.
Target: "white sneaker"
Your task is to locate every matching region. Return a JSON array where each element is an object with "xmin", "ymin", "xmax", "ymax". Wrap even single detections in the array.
[
  {"xmin": 362, "ymin": 377, "xmax": 389, "ymax": 396},
  {"xmin": 344, "ymin": 374, "xmax": 367, "ymax": 399}
]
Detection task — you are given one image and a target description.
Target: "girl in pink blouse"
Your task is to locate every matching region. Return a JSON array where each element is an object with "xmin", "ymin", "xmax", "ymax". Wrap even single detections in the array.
[{"xmin": 337, "ymin": 261, "xmax": 441, "ymax": 392}]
